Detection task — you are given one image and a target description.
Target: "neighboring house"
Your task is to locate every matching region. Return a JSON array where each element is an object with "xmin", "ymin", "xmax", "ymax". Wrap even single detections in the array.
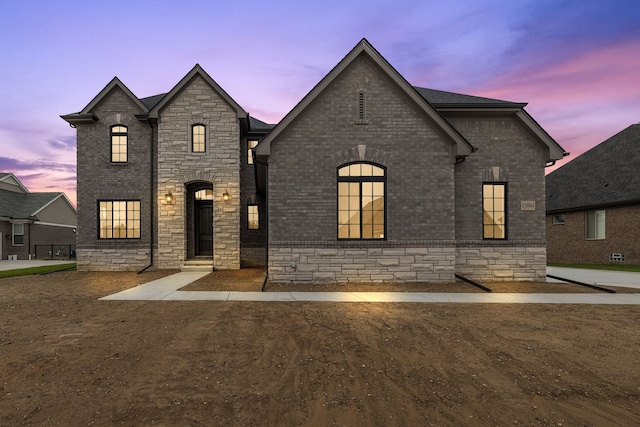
[
  {"xmin": 62, "ymin": 39, "xmax": 566, "ymax": 282},
  {"xmin": 0, "ymin": 173, "xmax": 77, "ymax": 260},
  {"xmin": 546, "ymin": 124, "xmax": 640, "ymax": 265}
]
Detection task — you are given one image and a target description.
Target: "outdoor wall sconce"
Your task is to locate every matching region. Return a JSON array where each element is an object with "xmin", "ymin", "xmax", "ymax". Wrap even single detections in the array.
[
  {"xmin": 222, "ymin": 190, "xmax": 230, "ymax": 202},
  {"xmin": 165, "ymin": 191, "xmax": 174, "ymax": 204}
]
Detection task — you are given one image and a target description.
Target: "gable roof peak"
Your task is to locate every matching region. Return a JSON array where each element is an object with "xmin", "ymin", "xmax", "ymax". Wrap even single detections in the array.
[
  {"xmin": 80, "ymin": 76, "xmax": 147, "ymax": 115},
  {"xmin": 148, "ymin": 64, "xmax": 247, "ymax": 119},
  {"xmin": 257, "ymin": 38, "xmax": 475, "ymax": 158}
]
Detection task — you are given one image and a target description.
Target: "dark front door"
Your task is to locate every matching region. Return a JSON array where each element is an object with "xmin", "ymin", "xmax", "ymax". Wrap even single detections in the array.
[{"xmin": 195, "ymin": 201, "xmax": 213, "ymax": 256}]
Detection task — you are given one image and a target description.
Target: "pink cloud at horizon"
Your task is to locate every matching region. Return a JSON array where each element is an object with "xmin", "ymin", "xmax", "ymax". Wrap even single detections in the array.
[{"xmin": 470, "ymin": 39, "xmax": 640, "ymax": 172}]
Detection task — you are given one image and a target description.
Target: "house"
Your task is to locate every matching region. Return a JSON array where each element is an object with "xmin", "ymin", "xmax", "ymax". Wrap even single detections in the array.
[
  {"xmin": 0, "ymin": 173, "xmax": 77, "ymax": 260},
  {"xmin": 62, "ymin": 39, "xmax": 566, "ymax": 282},
  {"xmin": 546, "ymin": 124, "xmax": 640, "ymax": 265}
]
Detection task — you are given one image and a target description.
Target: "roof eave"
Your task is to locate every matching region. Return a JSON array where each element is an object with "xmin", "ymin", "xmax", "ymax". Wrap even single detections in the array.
[
  {"xmin": 435, "ymin": 105, "xmax": 527, "ymax": 112},
  {"xmin": 515, "ymin": 110, "xmax": 568, "ymax": 161},
  {"xmin": 60, "ymin": 113, "xmax": 98, "ymax": 125},
  {"xmin": 547, "ymin": 198, "xmax": 640, "ymax": 214}
]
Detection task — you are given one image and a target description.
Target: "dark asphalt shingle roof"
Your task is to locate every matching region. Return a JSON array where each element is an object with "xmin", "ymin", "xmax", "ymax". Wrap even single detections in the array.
[
  {"xmin": 140, "ymin": 93, "xmax": 166, "ymax": 110},
  {"xmin": 546, "ymin": 124, "xmax": 640, "ymax": 212},
  {"xmin": 0, "ymin": 191, "xmax": 61, "ymax": 219},
  {"xmin": 413, "ymin": 87, "xmax": 525, "ymax": 108},
  {"xmin": 249, "ymin": 116, "xmax": 274, "ymax": 131}
]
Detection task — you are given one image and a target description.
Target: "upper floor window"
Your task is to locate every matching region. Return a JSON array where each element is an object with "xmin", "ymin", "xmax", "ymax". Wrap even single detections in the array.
[
  {"xmin": 192, "ymin": 124, "xmax": 206, "ymax": 153},
  {"xmin": 99, "ymin": 200, "xmax": 141, "ymax": 239},
  {"xmin": 338, "ymin": 162, "xmax": 385, "ymax": 240},
  {"xmin": 248, "ymin": 204, "xmax": 259, "ymax": 230},
  {"xmin": 483, "ymin": 183, "xmax": 507, "ymax": 239},
  {"xmin": 110, "ymin": 125, "xmax": 128, "ymax": 163},
  {"xmin": 247, "ymin": 140, "xmax": 258, "ymax": 164},
  {"xmin": 586, "ymin": 210, "xmax": 605, "ymax": 239},
  {"xmin": 12, "ymin": 223, "xmax": 24, "ymax": 246},
  {"xmin": 552, "ymin": 214, "xmax": 566, "ymax": 225}
]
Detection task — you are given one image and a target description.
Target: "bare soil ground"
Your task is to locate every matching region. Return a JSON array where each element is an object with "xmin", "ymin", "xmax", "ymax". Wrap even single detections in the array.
[{"xmin": 1, "ymin": 270, "xmax": 639, "ymax": 426}]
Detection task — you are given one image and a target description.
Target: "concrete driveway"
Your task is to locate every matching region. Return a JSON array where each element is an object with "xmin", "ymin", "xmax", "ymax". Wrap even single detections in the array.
[
  {"xmin": 0, "ymin": 260, "xmax": 75, "ymax": 271},
  {"xmin": 547, "ymin": 266, "xmax": 640, "ymax": 289}
]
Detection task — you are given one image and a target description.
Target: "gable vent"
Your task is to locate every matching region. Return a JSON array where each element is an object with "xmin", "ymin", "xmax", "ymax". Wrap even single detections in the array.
[{"xmin": 358, "ymin": 92, "xmax": 365, "ymax": 120}]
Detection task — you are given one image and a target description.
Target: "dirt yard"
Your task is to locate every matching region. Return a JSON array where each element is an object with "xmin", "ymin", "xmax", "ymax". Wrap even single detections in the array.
[{"xmin": 1, "ymin": 270, "xmax": 639, "ymax": 426}]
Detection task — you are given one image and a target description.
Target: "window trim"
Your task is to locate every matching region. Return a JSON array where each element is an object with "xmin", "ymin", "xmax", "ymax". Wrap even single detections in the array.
[
  {"xmin": 110, "ymin": 125, "xmax": 128, "ymax": 163},
  {"xmin": 12, "ymin": 223, "xmax": 24, "ymax": 246},
  {"xmin": 192, "ymin": 124, "xmax": 206, "ymax": 153},
  {"xmin": 482, "ymin": 182, "xmax": 508, "ymax": 240},
  {"xmin": 98, "ymin": 200, "xmax": 141, "ymax": 240},
  {"xmin": 247, "ymin": 204, "xmax": 260, "ymax": 230},
  {"xmin": 337, "ymin": 161, "xmax": 387, "ymax": 240},
  {"xmin": 586, "ymin": 209, "xmax": 605, "ymax": 240}
]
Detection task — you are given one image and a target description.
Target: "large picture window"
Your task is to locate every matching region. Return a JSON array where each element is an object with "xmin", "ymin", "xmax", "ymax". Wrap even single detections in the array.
[
  {"xmin": 337, "ymin": 163, "xmax": 385, "ymax": 239},
  {"xmin": 586, "ymin": 210, "xmax": 605, "ymax": 239},
  {"xmin": 483, "ymin": 183, "xmax": 507, "ymax": 239},
  {"xmin": 111, "ymin": 125, "xmax": 128, "ymax": 163},
  {"xmin": 192, "ymin": 124, "xmax": 206, "ymax": 153},
  {"xmin": 99, "ymin": 200, "xmax": 141, "ymax": 239}
]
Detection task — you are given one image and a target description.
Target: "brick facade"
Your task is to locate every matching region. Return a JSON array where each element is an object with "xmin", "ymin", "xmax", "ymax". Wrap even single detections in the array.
[
  {"xmin": 75, "ymin": 86, "xmax": 153, "ymax": 270},
  {"xmin": 547, "ymin": 205, "xmax": 640, "ymax": 264},
  {"xmin": 0, "ymin": 222, "xmax": 76, "ymax": 261},
  {"xmin": 264, "ymin": 53, "xmax": 552, "ymax": 284},
  {"xmin": 67, "ymin": 40, "xmax": 561, "ymax": 281}
]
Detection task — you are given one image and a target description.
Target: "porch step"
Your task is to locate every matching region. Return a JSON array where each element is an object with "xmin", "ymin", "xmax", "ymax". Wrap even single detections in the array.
[{"xmin": 181, "ymin": 259, "xmax": 214, "ymax": 273}]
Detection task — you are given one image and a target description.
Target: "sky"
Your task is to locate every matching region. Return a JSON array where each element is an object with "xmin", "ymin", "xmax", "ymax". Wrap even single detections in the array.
[{"xmin": 1, "ymin": 0, "xmax": 639, "ymax": 206}]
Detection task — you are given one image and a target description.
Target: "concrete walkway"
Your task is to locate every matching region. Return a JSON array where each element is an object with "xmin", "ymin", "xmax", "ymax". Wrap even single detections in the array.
[
  {"xmin": 0, "ymin": 260, "xmax": 75, "ymax": 271},
  {"xmin": 100, "ymin": 267, "xmax": 640, "ymax": 304}
]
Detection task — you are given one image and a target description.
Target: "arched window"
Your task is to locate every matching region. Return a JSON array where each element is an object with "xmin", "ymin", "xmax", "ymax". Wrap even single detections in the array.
[
  {"xmin": 110, "ymin": 125, "xmax": 128, "ymax": 163},
  {"xmin": 337, "ymin": 162, "xmax": 386, "ymax": 239},
  {"xmin": 192, "ymin": 124, "xmax": 206, "ymax": 152}
]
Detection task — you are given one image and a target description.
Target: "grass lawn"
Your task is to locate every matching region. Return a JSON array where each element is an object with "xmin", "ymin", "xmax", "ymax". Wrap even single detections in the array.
[
  {"xmin": 548, "ymin": 262, "xmax": 640, "ymax": 272},
  {"xmin": 0, "ymin": 263, "xmax": 77, "ymax": 278}
]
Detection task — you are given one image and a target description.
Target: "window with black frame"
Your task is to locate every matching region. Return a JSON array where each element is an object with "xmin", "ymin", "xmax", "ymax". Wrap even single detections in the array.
[
  {"xmin": 337, "ymin": 163, "xmax": 385, "ymax": 240},
  {"xmin": 110, "ymin": 125, "xmax": 128, "ymax": 163},
  {"xmin": 192, "ymin": 124, "xmax": 206, "ymax": 153},
  {"xmin": 483, "ymin": 183, "xmax": 507, "ymax": 239},
  {"xmin": 99, "ymin": 200, "xmax": 141, "ymax": 239}
]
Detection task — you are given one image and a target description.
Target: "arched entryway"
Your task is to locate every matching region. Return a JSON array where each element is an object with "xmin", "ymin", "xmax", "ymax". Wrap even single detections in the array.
[{"xmin": 186, "ymin": 182, "xmax": 213, "ymax": 259}]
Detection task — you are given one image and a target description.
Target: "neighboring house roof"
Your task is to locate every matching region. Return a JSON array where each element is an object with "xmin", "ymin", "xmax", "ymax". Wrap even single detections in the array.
[
  {"xmin": 0, "ymin": 173, "xmax": 29, "ymax": 193},
  {"xmin": 0, "ymin": 191, "xmax": 61, "ymax": 219},
  {"xmin": 256, "ymin": 38, "xmax": 476, "ymax": 159},
  {"xmin": 546, "ymin": 124, "xmax": 640, "ymax": 213},
  {"xmin": 0, "ymin": 173, "xmax": 77, "ymax": 222},
  {"xmin": 148, "ymin": 64, "xmax": 247, "ymax": 119}
]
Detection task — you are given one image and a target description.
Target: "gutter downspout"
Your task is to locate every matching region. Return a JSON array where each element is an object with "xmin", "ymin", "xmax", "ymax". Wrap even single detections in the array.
[
  {"xmin": 256, "ymin": 156, "xmax": 269, "ymax": 291},
  {"xmin": 138, "ymin": 120, "xmax": 155, "ymax": 274}
]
